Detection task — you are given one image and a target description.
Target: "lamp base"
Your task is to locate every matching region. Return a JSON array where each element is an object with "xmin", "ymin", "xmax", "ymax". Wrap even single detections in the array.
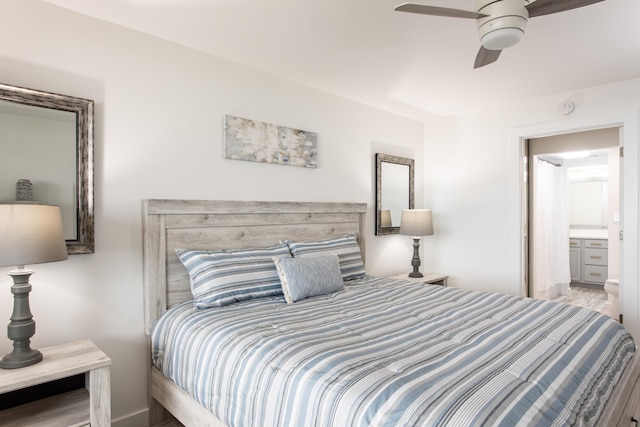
[
  {"xmin": 407, "ymin": 238, "xmax": 423, "ymax": 278},
  {"xmin": 1, "ymin": 267, "xmax": 42, "ymax": 369},
  {"xmin": 0, "ymin": 347, "xmax": 42, "ymax": 369}
]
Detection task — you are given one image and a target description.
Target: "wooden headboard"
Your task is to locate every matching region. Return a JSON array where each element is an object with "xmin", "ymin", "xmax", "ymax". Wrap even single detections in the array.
[{"xmin": 142, "ymin": 199, "xmax": 367, "ymax": 334}]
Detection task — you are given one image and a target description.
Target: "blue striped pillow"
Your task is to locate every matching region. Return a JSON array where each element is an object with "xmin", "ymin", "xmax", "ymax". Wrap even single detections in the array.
[
  {"xmin": 284, "ymin": 234, "xmax": 365, "ymax": 281},
  {"xmin": 273, "ymin": 255, "xmax": 344, "ymax": 303},
  {"xmin": 176, "ymin": 243, "xmax": 291, "ymax": 309}
]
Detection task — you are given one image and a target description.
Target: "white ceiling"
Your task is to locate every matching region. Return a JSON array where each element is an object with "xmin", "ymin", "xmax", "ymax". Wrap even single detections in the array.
[{"xmin": 42, "ymin": 0, "xmax": 640, "ymax": 120}]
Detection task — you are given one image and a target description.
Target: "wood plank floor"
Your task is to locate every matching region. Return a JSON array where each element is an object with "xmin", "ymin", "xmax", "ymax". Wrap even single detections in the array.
[{"xmin": 550, "ymin": 284, "xmax": 610, "ymax": 315}]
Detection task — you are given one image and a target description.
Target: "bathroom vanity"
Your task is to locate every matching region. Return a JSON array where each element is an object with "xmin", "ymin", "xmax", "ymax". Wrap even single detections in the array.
[{"xmin": 569, "ymin": 231, "xmax": 608, "ymax": 286}]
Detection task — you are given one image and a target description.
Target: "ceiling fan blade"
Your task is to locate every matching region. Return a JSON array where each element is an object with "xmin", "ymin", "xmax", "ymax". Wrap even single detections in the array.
[
  {"xmin": 394, "ymin": 3, "xmax": 487, "ymax": 19},
  {"xmin": 474, "ymin": 47, "xmax": 502, "ymax": 69},
  {"xmin": 526, "ymin": 0, "xmax": 605, "ymax": 18}
]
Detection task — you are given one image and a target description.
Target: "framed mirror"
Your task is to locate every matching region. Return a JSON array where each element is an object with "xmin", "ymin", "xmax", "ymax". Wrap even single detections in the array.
[
  {"xmin": 0, "ymin": 83, "xmax": 94, "ymax": 254},
  {"xmin": 569, "ymin": 179, "xmax": 608, "ymax": 228},
  {"xmin": 375, "ymin": 153, "xmax": 414, "ymax": 235}
]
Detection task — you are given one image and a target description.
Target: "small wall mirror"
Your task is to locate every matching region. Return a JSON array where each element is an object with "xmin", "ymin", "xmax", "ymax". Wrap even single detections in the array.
[
  {"xmin": 376, "ymin": 153, "xmax": 414, "ymax": 235},
  {"xmin": 567, "ymin": 160, "xmax": 610, "ymax": 229},
  {"xmin": 0, "ymin": 83, "xmax": 94, "ymax": 254},
  {"xmin": 569, "ymin": 178, "xmax": 608, "ymax": 228}
]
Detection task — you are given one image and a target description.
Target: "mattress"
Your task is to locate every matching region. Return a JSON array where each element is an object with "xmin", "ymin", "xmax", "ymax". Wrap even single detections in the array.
[{"xmin": 151, "ymin": 276, "xmax": 636, "ymax": 427}]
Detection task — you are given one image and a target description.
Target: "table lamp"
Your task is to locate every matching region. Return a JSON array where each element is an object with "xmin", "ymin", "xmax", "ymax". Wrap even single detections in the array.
[
  {"xmin": 0, "ymin": 204, "xmax": 68, "ymax": 369},
  {"xmin": 400, "ymin": 209, "xmax": 433, "ymax": 278}
]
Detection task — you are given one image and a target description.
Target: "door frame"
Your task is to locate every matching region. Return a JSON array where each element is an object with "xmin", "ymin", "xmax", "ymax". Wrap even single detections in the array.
[{"xmin": 511, "ymin": 110, "xmax": 639, "ymax": 340}]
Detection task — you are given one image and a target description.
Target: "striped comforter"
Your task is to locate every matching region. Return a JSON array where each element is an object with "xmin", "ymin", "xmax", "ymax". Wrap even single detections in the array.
[{"xmin": 151, "ymin": 276, "xmax": 636, "ymax": 427}]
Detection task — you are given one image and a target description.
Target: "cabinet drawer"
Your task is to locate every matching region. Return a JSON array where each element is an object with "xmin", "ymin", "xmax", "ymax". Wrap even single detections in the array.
[
  {"xmin": 584, "ymin": 239, "xmax": 607, "ymax": 249},
  {"xmin": 569, "ymin": 239, "xmax": 582, "ymax": 248},
  {"xmin": 582, "ymin": 265, "xmax": 607, "ymax": 284},
  {"xmin": 584, "ymin": 248, "xmax": 608, "ymax": 266}
]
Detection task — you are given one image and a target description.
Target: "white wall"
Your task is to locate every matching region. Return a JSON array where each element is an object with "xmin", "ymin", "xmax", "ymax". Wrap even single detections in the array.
[
  {"xmin": 0, "ymin": 1, "xmax": 423, "ymax": 424},
  {"xmin": 424, "ymin": 78, "xmax": 640, "ymax": 340}
]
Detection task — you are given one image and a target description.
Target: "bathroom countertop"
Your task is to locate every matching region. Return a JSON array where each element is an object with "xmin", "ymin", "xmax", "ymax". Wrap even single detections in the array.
[{"xmin": 569, "ymin": 229, "xmax": 608, "ymax": 239}]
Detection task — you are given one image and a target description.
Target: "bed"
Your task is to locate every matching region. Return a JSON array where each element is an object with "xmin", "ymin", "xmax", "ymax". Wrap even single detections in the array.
[{"xmin": 142, "ymin": 199, "xmax": 640, "ymax": 427}]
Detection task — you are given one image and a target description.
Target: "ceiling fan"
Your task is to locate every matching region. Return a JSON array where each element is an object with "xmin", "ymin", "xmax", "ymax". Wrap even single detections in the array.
[{"xmin": 394, "ymin": 0, "xmax": 605, "ymax": 68}]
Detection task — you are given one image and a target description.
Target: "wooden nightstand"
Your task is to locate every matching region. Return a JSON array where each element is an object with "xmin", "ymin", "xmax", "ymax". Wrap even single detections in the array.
[
  {"xmin": 0, "ymin": 339, "xmax": 111, "ymax": 427},
  {"xmin": 389, "ymin": 273, "xmax": 449, "ymax": 286}
]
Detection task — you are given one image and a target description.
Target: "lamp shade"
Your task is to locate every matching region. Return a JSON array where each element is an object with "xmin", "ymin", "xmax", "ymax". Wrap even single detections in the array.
[
  {"xmin": 400, "ymin": 209, "xmax": 433, "ymax": 237},
  {"xmin": 0, "ymin": 204, "xmax": 68, "ymax": 267}
]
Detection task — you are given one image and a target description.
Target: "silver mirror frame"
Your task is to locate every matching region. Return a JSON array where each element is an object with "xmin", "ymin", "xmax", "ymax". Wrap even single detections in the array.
[
  {"xmin": 375, "ymin": 153, "xmax": 415, "ymax": 235},
  {"xmin": 0, "ymin": 83, "xmax": 94, "ymax": 254}
]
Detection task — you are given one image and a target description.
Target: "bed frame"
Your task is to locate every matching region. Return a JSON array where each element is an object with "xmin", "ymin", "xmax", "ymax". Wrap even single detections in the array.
[
  {"xmin": 142, "ymin": 199, "xmax": 640, "ymax": 427},
  {"xmin": 142, "ymin": 199, "xmax": 367, "ymax": 426}
]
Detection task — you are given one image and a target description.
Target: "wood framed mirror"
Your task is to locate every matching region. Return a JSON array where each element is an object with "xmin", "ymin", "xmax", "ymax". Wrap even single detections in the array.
[
  {"xmin": 0, "ymin": 83, "xmax": 94, "ymax": 254},
  {"xmin": 375, "ymin": 153, "xmax": 414, "ymax": 235}
]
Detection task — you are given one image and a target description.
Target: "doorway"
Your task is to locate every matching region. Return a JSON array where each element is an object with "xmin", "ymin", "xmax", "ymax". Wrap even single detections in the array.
[
  {"xmin": 527, "ymin": 128, "xmax": 619, "ymax": 315},
  {"xmin": 512, "ymin": 110, "xmax": 639, "ymax": 341}
]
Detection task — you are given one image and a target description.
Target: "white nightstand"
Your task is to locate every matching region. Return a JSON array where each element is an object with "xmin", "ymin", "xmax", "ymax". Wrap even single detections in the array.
[
  {"xmin": 0, "ymin": 339, "xmax": 111, "ymax": 427},
  {"xmin": 389, "ymin": 273, "xmax": 449, "ymax": 286}
]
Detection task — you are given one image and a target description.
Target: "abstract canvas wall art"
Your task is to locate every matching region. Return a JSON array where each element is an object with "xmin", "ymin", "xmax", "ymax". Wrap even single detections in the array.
[{"xmin": 224, "ymin": 115, "xmax": 318, "ymax": 168}]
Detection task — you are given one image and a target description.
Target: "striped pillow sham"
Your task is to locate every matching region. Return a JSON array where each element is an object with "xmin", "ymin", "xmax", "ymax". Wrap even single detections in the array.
[
  {"xmin": 284, "ymin": 234, "xmax": 365, "ymax": 281},
  {"xmin": 176, "ymin": 243, "xmax": 291, "ymax": 309}
]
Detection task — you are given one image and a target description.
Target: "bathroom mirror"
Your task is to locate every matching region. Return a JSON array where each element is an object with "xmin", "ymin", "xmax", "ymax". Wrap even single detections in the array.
[
  {"xmin": 567, "ymin": 163, "xmax": 609, "ymax": 229},
  {"xmin": 569, "ymin": 179, "xmax": 608, "ymax": 228},
  {"xmin": 0, "ymin": 83, "xmax": 94, "ymax": 254},
  {"xmin": 375, "ymin": 153, "xmax": 414, "ymax": 235}
]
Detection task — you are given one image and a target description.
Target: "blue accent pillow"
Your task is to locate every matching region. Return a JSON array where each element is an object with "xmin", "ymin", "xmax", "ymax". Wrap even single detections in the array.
[
  {"xmin": 284, "ymin": 234, "xmax": 365, "ymax": 281},
  {"xmin": 176, "ymin": 243, "xmax": 291, "ymax": 309},
  {"xmin": 273, "ymin": 255, "xmax": 344, "ymax": 303}
]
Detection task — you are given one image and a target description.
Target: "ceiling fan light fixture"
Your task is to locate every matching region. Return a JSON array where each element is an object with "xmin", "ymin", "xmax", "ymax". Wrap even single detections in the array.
[
  {"xmin": 481, "ymin": 27, "xmax": 524, "ymax": 50},
  {"xmin": 476, "ymin": 0, "xmax": 528, "ymax": 51},
  {"xmin": 395, "ymin": 0, "xmax": 598, "ymax": 69}
]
